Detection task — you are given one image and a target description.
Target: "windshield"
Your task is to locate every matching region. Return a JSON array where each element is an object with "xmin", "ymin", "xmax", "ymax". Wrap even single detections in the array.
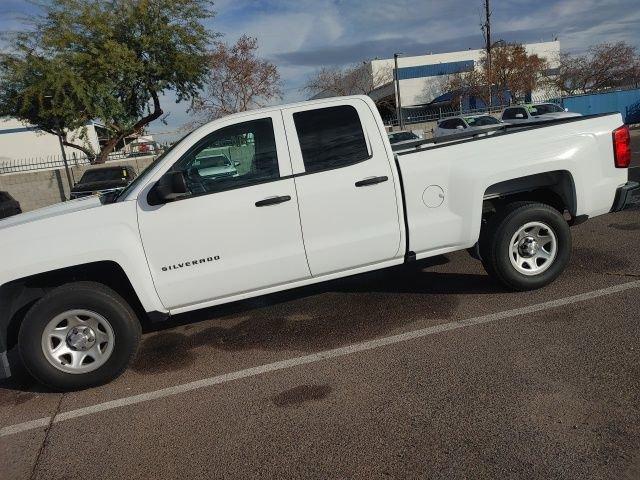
[
  {"xmin": 529, "ymin": 104, "xmax": 564, "ymax": 116},
  {"xmin": 465, "ymin": 116, "xmax": 501, "ymax": 126},
  {"xmin": 194, "ymin": 153, "xmax": 231, "ymax": 168},
  {"xmin": 388, "ymin": 131, "xmax": 419, "ymax": 143},
  {"xmin": 80, "ymin": 168, "xmax": 127, "ymax": 183}
]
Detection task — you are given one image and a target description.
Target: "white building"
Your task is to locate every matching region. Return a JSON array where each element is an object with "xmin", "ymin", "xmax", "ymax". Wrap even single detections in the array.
[
  {"xmin": 310, "ymin": 41, "xmax": 561, "ymax": 118},
  {"xmin": 368, "ymin": 40, "xmax": 560, "ymax": 108},
  {"xmin": 0, "ymin": 119, "xmax": 101, "ymax": 164},
  {"xmin": 0, "ymin": 119, "xmax": 155, "ymax": 167}
]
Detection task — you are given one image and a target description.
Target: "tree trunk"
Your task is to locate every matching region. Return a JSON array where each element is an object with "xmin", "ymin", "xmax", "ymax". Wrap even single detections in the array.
[
  {"xmin": 61, "ymin": 139, "xmax": 96, "ymax": 162},
  {"xmin": 95, "ymin": 135, "xmax": 123, "ymax": 164},
  {"xmin": 95, "ymin": 90, "xmax": 164, "ymax": 164}
]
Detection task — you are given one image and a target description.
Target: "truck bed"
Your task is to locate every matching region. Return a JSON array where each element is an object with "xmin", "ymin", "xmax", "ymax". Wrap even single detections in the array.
[{"xmin": 393, "ymin": 114, "xmax": 628, "ymax": 260}]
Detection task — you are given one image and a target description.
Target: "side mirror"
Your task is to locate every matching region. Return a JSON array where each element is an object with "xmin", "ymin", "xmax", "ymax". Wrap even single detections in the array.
[
  {"xmin": 149, "ymin": 171, "xmax": 188, "ymax": 204},
  {"xmin": 564, "ymin": 107, "xmax": 569, "ymax": 112},
  {"xmin": 234, "ymin": 161, "xmax": 241, "ymax": 167},
  {"xmin": 515, "ymin": 113, "xmax": 524, "ymax": 119},
  {"xmin": 456, "ymin": 125, "xmax": 465, "ymax": 130}
]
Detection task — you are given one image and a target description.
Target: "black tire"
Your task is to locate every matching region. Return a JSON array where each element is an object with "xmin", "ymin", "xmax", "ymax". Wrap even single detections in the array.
[
  {"xmin": 18, "ymin": 281, "xmax": 141, "ymax": 391},
  {"xmin": 479, "ymin": 201, "xmax": 571, "ymax": 291}
]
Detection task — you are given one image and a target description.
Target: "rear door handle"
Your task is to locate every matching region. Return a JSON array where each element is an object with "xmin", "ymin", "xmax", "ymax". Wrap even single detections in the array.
[
  {"xmin": 255, "ymin": 195, "xmax": 291, "ymax": 207},
  {"xmin": 355, "ymin": 176, "xmax": 388, "ymax": 187}
]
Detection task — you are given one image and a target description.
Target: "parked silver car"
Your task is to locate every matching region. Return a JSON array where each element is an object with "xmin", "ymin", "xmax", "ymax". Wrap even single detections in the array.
[
  {"xmin": 189, "ymin": 150, "xmax": 240, "ymax": 179},
  {"xmin": 433, "ymin": 115, "xmax": 502, "ymax": 138},
  {"xmin": 501, "ymin": 103, "xmax": 581, "ymax": 124}
]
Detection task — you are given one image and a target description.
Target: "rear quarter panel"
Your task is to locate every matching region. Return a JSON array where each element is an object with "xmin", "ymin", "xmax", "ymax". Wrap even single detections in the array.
[{"xmin": 397, "ymin": 114, "xmax": 627, "ymax": 258}]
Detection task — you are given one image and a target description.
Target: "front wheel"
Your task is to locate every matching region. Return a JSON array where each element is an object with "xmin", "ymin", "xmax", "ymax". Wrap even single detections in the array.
[
  {"xmin": 18, "ymin": 282, "xmax": 141, "ymax": 391},
  {"xmin": 479, "ymin": 202, "xmax": 571, "ymax": 291}
]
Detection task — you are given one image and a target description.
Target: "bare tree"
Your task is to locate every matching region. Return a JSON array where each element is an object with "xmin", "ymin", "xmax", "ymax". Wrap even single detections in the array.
[
  {"xmin": 440, "ymin": 69, "xmax": 490, "ymax": 107},
  {"xmin": 441, "ymin": 42, "xmax": 547, "ymax": 105},
  {"xmin": 486, "ymin": 42, "xmax": 548, "ymax": 101},
  {"xmin": 302, "ymin": 62, "xmax": 392, "ymax": 98},
  {"xmin": 553, "ymin": 42, "xmax": 640, "ymax": 95},
  {"xmin": 190, "ymin": 35, "xmax": 283, "ymax": 124}
]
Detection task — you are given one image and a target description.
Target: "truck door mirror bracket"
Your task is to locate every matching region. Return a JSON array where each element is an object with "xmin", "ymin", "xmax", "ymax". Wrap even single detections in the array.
[{"xmin": 149, "ymin": 171, "xmax": 189, "ymax": 205}]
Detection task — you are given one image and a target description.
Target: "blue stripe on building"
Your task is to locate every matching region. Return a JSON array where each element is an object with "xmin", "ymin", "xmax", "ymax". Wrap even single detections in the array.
[
  {"xmin": 0, "ymin": 126, "xmax": 41, "ymax": 135},
  {"xmin": 396, "ymin": 60, "xmax": 475, "ymax": 80}
]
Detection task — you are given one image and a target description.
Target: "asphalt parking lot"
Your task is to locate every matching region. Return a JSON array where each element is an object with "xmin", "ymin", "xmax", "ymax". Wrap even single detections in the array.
[{"xmin": 1, "ymin": 135, "xmax": 639, "ymax": 480}]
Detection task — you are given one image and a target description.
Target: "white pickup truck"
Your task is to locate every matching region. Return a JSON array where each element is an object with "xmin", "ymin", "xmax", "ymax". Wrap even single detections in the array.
[{"xmin": 0, "ymin": 96, "xmax": 637, "ymax": 390}]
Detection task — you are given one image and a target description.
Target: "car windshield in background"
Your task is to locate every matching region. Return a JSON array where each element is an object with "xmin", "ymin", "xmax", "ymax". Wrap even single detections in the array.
[
  {"xmin": 194, "ymin": 154, "xmax": 231, "ymax": 168},
  {"xmin": 389, "ymin": 132, "xmax": 419, "ymax": 143},
  {"xmin": 465, "ymin": 116, "xmax": 501, "ymax": 126},
  {"xmin": 529, "ymin": 104, "xmax": 564, "ymax": 116},
  {"xmin": 80, "ymin": 169, "xmax": 126, "ymax": 183}
]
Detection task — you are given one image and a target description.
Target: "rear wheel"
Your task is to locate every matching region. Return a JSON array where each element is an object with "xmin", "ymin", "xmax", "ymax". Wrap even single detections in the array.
[
  {"xmin": 479, "ymin": 202, "xmax": 571, "ymax": 291},
  {"xmin": 18, "ymin": 282, "xmax": 141, "ymax": 391}
]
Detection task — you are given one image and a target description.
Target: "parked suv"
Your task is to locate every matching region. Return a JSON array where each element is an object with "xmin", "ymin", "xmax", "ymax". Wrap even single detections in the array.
[
  {"xmin": 0, "ymin": 191, "xmax": 21, "ymax": 219},
  {"xmin": 501, "ymin": 103, "xmax": 581, "ymax": 124},
  {"xmin": 70, "ymin": 165, "xmax": 137, "ymax": 199}
]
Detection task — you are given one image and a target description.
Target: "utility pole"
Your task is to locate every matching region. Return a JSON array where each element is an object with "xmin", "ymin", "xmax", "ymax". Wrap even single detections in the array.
[
  {"xmin": 393, "ymin": 52, "xmax": 404, "ymax": 130},
  {"xmin": 44, "ymin": 94, "xmax": 74, "ymax": 198},
  {"xmin": 482, "ymin": 0, "xmax": 492, "ymax": 108},
  {"xmin": 57, "ymin": 133, "xmax": 74, "ymax": 196}
]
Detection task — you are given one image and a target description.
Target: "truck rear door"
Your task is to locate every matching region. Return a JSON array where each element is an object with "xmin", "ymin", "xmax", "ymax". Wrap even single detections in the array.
[{"xmin": 282, "ymin": 99, "xmax": 402, "ymax": 276}]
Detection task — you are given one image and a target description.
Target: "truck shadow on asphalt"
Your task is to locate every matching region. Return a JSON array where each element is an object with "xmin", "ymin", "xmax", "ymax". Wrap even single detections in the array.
[
  {"xmin": 0, "ymin": 255, "xmax": 506, "ymax": 391},
  {"xmin": 2, "ymin": 240, "xmax": 635, "ymax": 393},
  {"xmin": 130, "ymin": 256, "xmax": 504, "ymax": 375}
]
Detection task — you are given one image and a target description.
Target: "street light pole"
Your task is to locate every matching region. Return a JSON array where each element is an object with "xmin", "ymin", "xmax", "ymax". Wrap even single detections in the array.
[{"xmin": 393, "ymin": 52, "xmax": 404, "ymax": 130}]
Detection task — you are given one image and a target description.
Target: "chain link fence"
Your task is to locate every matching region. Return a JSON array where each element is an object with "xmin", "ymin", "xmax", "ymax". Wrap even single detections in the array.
[{"xmin": 383, "ymin": 93, "xmax": 563, "ymax": 128}]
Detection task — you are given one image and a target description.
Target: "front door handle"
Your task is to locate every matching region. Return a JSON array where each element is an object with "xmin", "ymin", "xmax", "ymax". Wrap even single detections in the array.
[
  {"xmin": 255, "ymin": 195, "xmax": 291, "ymax": 207},
  {"xmin": 355, "ymin": 176, "xmax": 388, "ymax": 187}
]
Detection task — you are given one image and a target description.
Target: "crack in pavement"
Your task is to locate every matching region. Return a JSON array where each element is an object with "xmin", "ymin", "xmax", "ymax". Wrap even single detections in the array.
[
  {"xmin": 604, "ymin": 272, "xmax": 640, "ymax": 278},
  {"xmin": 28, "ymin": 393, "xmax": 65, "ymax": 480}
]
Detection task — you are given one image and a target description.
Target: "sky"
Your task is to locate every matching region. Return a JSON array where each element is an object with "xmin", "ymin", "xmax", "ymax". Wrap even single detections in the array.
[{"xmin": 1, "ymin": 0, "xmax": 640, "ymax": 141}]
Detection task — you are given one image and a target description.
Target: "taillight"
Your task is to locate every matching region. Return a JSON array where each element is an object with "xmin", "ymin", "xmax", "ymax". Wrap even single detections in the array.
[{"xmin": 612, "ymin": 125, "xmax": 631, "ymax": 168}]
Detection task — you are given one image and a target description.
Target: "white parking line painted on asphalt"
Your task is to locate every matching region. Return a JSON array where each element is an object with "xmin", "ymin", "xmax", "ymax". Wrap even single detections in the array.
[{"xmin": 2, "ymin": 279, "xmax": 640, "ymax": 439}]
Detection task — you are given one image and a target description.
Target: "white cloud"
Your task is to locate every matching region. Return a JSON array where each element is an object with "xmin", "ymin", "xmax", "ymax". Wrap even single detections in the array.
[{"xmin": 149, "ymin": 0, "xmax": 640, "ymax": 139}]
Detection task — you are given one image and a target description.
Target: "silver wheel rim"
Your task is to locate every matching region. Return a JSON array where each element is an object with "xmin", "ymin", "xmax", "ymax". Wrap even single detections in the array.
[
  {"xmin": 509, "ymin": 221, "xmax": 558, "ymax": 276},
  {"xmin": 41, "ymin": 309, "xmax": 115, "ymax": 374}
]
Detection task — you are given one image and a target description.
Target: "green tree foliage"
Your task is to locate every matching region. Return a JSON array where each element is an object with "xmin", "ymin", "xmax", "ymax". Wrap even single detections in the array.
[
  {"xmin": 0, "ymin": 0, "xmax": 216, "ymax": 162},
  {"xmin": 0, "ymin": 49, "xmax": 98, "ymax": 158}
]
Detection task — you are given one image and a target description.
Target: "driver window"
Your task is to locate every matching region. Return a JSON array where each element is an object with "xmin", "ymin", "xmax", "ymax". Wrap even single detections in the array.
[{"xmin": 173, "ymin": 117, "xmax": 279, "ymax": 195}]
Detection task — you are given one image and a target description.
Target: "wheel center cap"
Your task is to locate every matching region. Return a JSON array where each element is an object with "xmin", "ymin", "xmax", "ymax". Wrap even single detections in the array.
[
  {"xmin": 518, "ymin": 237, "xmax": 539, "ymax": 258},
  {"xmin": 66, "ymin": 326, "xmax": 96, "ymax": 351}
]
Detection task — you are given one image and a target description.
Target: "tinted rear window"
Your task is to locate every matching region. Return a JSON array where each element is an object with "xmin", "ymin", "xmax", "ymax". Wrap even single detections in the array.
[
  {"xmin": 502, "ymin": 108, "xmax": 527, "ymax": 120},
  {"xmin": 293, "ymin": 105, "xmax": 369, "ymax": 173},
  {"xmin": 80, "ymin": 168, "xmax": 128, "ymax": 183},
  {"xmin": 530, "ymin": 104, "xmax": 563, "ymax": 116}
]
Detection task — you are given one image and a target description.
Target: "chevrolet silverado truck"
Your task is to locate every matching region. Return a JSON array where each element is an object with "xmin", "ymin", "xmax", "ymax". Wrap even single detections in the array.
[{"xmin": 0, "ymin": 96, "xmax": 637, "ymax": 390}]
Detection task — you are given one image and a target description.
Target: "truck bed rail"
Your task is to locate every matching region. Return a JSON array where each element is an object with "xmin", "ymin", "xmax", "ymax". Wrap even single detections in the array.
[{"xmin": 391, "ymin": 112, "xmax": 620, "ymax": 153}]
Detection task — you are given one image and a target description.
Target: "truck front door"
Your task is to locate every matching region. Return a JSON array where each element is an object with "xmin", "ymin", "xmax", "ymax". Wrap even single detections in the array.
[{"xmin": 137, "ymin": 113, "xmax": 311, "ymax": 309}]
